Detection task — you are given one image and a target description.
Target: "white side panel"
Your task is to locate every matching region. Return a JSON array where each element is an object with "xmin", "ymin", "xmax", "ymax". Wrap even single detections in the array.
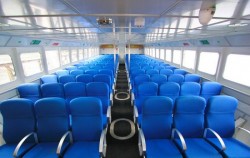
[
  {"xmin": 6, "ymin": 37, "xmax": 28, "ymax": 47},
  {"xmin": 0, "ymin": 35, "xmax": 10, "ymax": 46}
]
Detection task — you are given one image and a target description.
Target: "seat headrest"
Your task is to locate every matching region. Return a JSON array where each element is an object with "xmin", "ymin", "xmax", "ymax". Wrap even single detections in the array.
[
  {"xmin": 175, "ymin": 96, "xmax": 206, "ymax": 113},
  {"xmin": 143, "ymin": 96, "xmax": 173, "ymax": 115}
]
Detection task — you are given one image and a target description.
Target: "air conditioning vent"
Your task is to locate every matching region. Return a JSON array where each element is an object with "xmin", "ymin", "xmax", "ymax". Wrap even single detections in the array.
[{"xmin": 97, "ymin": 17, "xmax": 112, "ymax": 25}]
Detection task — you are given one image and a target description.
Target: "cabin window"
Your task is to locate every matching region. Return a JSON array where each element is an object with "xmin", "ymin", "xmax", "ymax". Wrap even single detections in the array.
[
  {"xmin": 84, "ymin": 49, "xmax": 88, "ymax": 59},
  {"xmin": 60, "ymin": 50, "xmax": 70, "ymax": 65},
  {"xmin": 20, "ymin": 52, "xmax": 43, "ymax": 76},
  {"xmin": 173, "ymin": 50, "xmax": 181, "ymax": 64},
  {"xmin": 152, "ymin": 49, "xmax": 156, "ymax": 57},
  {"xmin": 155, "ymin": 49, "xmax": 160, "ymax": 58},
  {"xmin": 0, "ymin": 55, "xmax": 16, "ymax": 85},
  {"xmin": 160, "ymin": 49, "xmax": 165, "ymax": 60},
  {"xmin": 223, "ymin": 54, "xmax": 250, "ymax": 86},
  {"xmin": 79, "ymin": 49, "xmax": 84, "ymax": 60},
  {"xmin": 45, "ymin": 50, "xmax": 60, "ymax": 70},
  {"xmin": 183, "ymin": 50, "xmax": 196, "ymax": 69},
  {"xmin": 198, "ymin": 52, "xmax": 219, "ymax": 75},
  {"xmin": 71, "ymin": 50, "xmax": 78, "ymax": 62},
  {"xmin": 88, "ymin": 48, "xmax": 92, "ymax": 58},
  {"xmin": 165, "ymin": 49, "xmax": 172, "ymax": 62}
]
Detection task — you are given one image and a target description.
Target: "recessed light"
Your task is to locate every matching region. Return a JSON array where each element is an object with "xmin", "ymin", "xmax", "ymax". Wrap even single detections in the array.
[{"xmin": 228, "ymin": 23, "xmax": 248, "ymax": 27}]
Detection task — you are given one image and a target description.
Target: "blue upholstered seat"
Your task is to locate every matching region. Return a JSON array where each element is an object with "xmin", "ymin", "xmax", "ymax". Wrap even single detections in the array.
[
  {"xmin": 69, "ymin": 70, "xmax": 84, "ymax": 77},
  {"xmin": 86, "ymin": 82, "xmax": 109, "ymax": 126},
  {"xmin": 173, "ymin": 96, "xmax": 222, "ymax": 158},
  {"xmin": 184, "ymin": 74, "xmax": 201, "ymax": 83},
  {"xmin": 168, "ymin": 74, "xmax": 184, "ymax": 84},
  {"xmin": 40, "ymin": 75, "xmax": 58, "ymax": 84},
  {"xmin": 139, "ymin": 96, "xmax": 182, "ymax": 158},
  {"xmin": 17, "ymin": 83, "xmax": 41, "ymax": 102},
  {"xmin": 93, "ymin": 74, "xmax": 112, "ymax": 94},
  {"xmin": 159, "ymin": 82, "xmax": 180, "ymax": 103},
  {"xmin": 180, "ymin": 82, "xmax": 201, "ymax": 96},
  {"xmin": 0, "ymin": 99, "xmax": 36, "ymax": 158},
  {"xmin": 133, "ymin": 74, "xmax": 150, "ymax": 96},
  {"xmin": 160, "ymin": 69, "xmax": 173, "ymax": 76},
  {"xmin": 200, "ymin": 82, "xmax": 222, "ymax": 101},
  {"xmin": 23, "ymin": 98, "xmax": 69, "ymax": 158},
  {"xmin": 76, "ymin": 74, "xmax": 93, "ymax": 84},
  {"xmin": 55, "ymin": 70, "xmax": 69, "ymax": 77},
  {"xmin": 146, "ymin": 69, "xmax": 159, "ymax": 76},
  {"xmin": 150, "ymin": 74, "xmax": 168, "ymax": 85},
  {"xmin": 63, "ymin": 97, "xmax": 104, "ymax": 158},
  {"xmin": 85, "ymin": 70, "xmax": 98, "ymax": 76},
  {"xmin": 58, "ymin": 75, "xmax": 75, "ymax": 84},
  {"xmin": 174, "ymin": 69, "xmax": 187, "ymax": 75},
  {"xmin": 40, "ymin": 83, "xmax": 64, "ymax": 98},
  {"xmin": 205, "ymin": 96, "xmax": 250, "ymax": 158}
]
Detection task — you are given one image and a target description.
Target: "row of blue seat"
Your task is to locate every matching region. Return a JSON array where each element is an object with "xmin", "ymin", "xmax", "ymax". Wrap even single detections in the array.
[
  {"xmin": 0, "ymin": 97, "xmax": 107, "ymax": 158},
  {"xmin": 138, "ymin": 95, "xmax": 250, "ymax": 158}
]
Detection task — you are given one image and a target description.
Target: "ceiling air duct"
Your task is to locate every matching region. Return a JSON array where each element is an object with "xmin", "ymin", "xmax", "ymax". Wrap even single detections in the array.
[
  {"xmin": 199, "ymin": 0, "xmax": 216, "ymax": 25},
  {"xmin": 134, "ymin": 17, "xmax": 145, "ymax": 28}
]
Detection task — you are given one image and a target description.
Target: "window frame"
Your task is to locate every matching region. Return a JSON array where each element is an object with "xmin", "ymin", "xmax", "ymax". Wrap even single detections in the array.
[
  {"xmin": 20, "ymin": 52, "xmax": 43, "ymax": 77},
  {"xmin": 172, "ymin": 49, "xmax": 182, "ymax": 66},
  {"xmin": 45, "ymin": 48, "xmax": 61, "ymax": 72},
  {"xmin": 182, "ymin": 49, "xmax": 197, "ymax": 71}
]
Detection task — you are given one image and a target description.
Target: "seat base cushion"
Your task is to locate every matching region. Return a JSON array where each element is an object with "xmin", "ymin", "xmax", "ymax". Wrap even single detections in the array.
[
  {"xmin": 0, "ymin": 143, "xmax": 34, "ymax": 158},
  {"xmin": 64, "ymin": 141, "xmax": 99, "ymax": 158},
  {"xmin": 146, "ymin": 139, "xmax": 182, "ymax": 158},
  {"xmin": 208, "ymin": 138, "xmax": 250, "ymax": 158},
  {"xmin": 175, "ymin": 138, "xmax": 222, "ymax": 158}
]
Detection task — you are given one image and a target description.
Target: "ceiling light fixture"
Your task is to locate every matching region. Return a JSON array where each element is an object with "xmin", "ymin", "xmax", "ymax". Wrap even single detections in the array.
[{"xmin": 228, "ymin": 23, "xmax": 248, "ymax": 27}]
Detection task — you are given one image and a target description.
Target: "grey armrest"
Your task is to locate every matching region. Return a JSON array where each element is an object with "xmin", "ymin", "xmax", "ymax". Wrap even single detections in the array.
[
  {"xmin": 131, "ymin": 92, "xmax": 135, "ymax": 106},
  {"xmin": 133, "ymin": 106, "xmax": 139, "ymax": 123},
  {"xmin": 237, "ymin": 127, "xmax": 250, "ymax": 135},
  {"xmin": 13, "ymin": 132, "xmax": 38, "ymax": 157},
  {"xmin": 107, "ymin": 106, "xmax": 112, "ymax": 124},
  {"xmin": 56, "ymin": 131, "xmax": 73, "ymax": 156},
  {"xmin": 138, "ymin": 129, "xmax": 146, "ymax": 156},
  {"xmin": 171, "ymin": 128, "xmax": 187, "ymax": 151},
  {"xmin": 99, "ymin": 128, "xmax": 107, "ymax": 158},
  {"xmin": 204, "ymin": 128, "xmax": 226, "ymax": 151},
  {"xmin": 110, "ymin": 93, "xmax": 113, "ymax": 106}
]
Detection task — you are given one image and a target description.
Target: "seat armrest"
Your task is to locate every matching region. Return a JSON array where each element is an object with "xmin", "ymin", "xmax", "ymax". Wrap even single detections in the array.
[
  {"xmin": 138, "ymin": 129, "xmax": 146, "ymax": 156},
  {"xmin": 107, "ymin": 106, "xmax": 112, "ymax": 124},
  {"xmin": 133, "ymin": 106, "xmax": 139, "ymax": 123},
  {"xmin": 110, "ymin": 93, "xmax": 113, "ymax": 106},
  {"xmin": 204, "ymin": 128, "xmax": 226, "ymax": 151},
  {"xmin": 131, "ymin": 92, "xmax": 135, "ymax": 106},
  {"xmin": 171, "ymin": 128, "xmax": 187, "ymax": 151},
  {"xmin": 99, "ymin": 128, "xmax": 107, "ymax": 158},
  {"xmin": 56, "ymin": 131, "xmax": 73, "ymax": 156},
  {"xmin": 237, "ymin": 127, "xmax": 250, "ymax": 135},
  {"xmin": 13, "ymin": 132, "xmax": 38, "ymax": 157}
]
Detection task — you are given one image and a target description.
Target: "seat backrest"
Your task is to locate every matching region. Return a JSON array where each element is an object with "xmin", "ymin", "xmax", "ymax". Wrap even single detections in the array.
[
  {"xmin": 58, "ymin": 75, "xmax": 76, "ymax": 84},
  {"xmin": 86, "ymin": 82, "xmax": 109, "ymax": 113},
  {"xmin": 40, "ymin": 75, "xmax": 58, "ymax": 84},
  {"xmin": 70, "ymin": 97, "xmax": 103, "ymax": 141},
  {"xmin": 173, "ymin": 96, "xmax": 206, "ymax": 138},
  {"xmin": 131, "ymin": 69, "xmax": 145, "ymax": 80},
  {"xmin": 205, "ymin": 96, "xmax": 238, "ymax": 138},
  {"xmin": 41, "ymin": 83, "xmax": 64, "ymax": 98},
  {"xmin": 76, "ymin": 74, "xmax": 93, "ymax": 84},
  {"xmin": 160, "ymin": 69, "xmax": 173, "ymax": 76},
  {"xmin": 141, "ymin": 96, "xmax": 173, "ymax": 139},
  {"xmin": 93, "ymin": 74, "xmax": 111, "ymax": 92},
  {"xmin": 70, "ymin": 70, "xmax": 84, "ymax": 77},
  {"xmin": 137, "ymin": 82, "xmax": 158, "ymax": 97},
  {"xmin": 180, "ymin": 82, "xmax": 201, "ymax": 96},
  {"xmin": 99, "ymin": 69, "xmax": 114, "ymax": 78},
  {"xmin": 85, "ymin": 70, "xmax": 99, "ymax": 76},
  {"xmin": 17, "ymin": 83, "xmax": 41, "ymax": 102},
  {"xmin": 55, "ymin": 70, "xmax": 69, "ymax": 77},
  {"xmin": 146, "ymin": 69, "xmax": 159, "ymax": 76},
  {"xmin": 168, "ymin": 74, "xmax": 184, "ymax": 84},
  {"xmin": 159, "ymin": 82, "xmax": 180, "ymax": 102},
  {"xmin": 150, "ymin": 74, "xmax": 168, "ymax": 85},
  {"xmin": 64, "ymin": 82, "xmax": 86, "ymax": 102},
  {"xmin": 165, "ymin": 66, "xmax": 176, "ymax": 71},
  {"xmin": 184, "ymin": 74, "xmax": 201, "ymax": 83},
  {"xmin": 174, "ymin": 69, "xmax": 187, "ymax": 75},
  {"xmin": 65, "ymin": 66, "xmax": 77, "ymax": 71},
  {"xmin": 200, "ymin": 82, "xmax": 222, "ymax": 101},
  {"xmin": 35, "ymin": 98, "xmax": 69, "ymax": 142},
  {"xmin": 134, "ymin": 74, "xmax": 151, "ymax": 89},
  {"xmin": 78, "ymin": 66, "xmax": 89, "ymax": 71},
  {"xmin": 153, "ymin": 66, "xmax": 165, "ymax": 71},
  {"xmin": 0, "ymin": 99, "xmax": 35, "ymax": 144}
]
